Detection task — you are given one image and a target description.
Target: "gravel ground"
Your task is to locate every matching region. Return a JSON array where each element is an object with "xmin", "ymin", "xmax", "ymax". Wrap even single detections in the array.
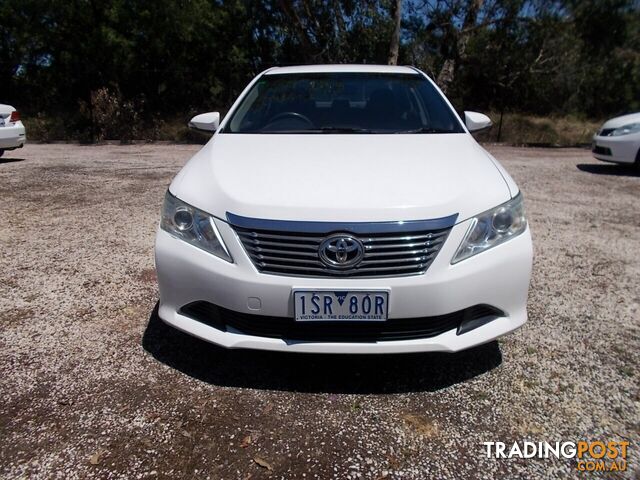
[{"xmin": 0, "ymin": 144, "xmax": 638, "ymax": 479}]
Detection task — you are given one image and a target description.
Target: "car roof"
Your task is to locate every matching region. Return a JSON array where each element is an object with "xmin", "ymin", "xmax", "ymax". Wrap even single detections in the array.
[{"xmin": 264, "ymin": 64, "xmax": 420, "ymax": 75}]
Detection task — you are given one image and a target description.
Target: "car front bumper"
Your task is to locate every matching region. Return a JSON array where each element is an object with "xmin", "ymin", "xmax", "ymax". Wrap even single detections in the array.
[
  {"xmin": 155, "ymin": 218, "xmax": 533, "ymax": 354},
  {"xmin": 0, "ymin": 121, "xmax": 26, "ymax": 150},
  {"xmin": 592, "ymin": 133, "xmax": 639, "ymax": 164}
]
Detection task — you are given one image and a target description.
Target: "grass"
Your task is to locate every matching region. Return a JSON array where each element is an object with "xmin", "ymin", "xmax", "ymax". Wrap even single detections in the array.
[
  {"xmin": 475, "ymin": 112, "xmax": 603, "ymax": 146},
  {"xmin": 21, "ymin": 115, "xmax": 205, "ymax": 144},
  {"xmin": 22, "ymin": 112, "xmax": 604, "ymax": 146},
  {"xmin": 618, "ymin": 366, "xmax": 634, "ymax": 377}
]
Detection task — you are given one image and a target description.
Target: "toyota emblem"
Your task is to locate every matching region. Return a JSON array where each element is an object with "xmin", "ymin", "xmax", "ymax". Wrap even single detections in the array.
[{"xmin": 319, "ymin": 234, "xmax": 364, "ymax": 269}]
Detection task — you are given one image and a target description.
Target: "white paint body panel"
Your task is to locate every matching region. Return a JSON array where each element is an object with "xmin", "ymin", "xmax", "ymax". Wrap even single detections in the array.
[
  {"xmin": 189, "ymin": 112, "xmax": 220, "ymax": 132},
  {"xmin": 156, "ymin": 224, "xmax": 532, "ymax": 353},
  {"xmin": 464, "ymin": 111, "xmax": 492, "ymax": 132},
  {"xmin": 0, "ymin": 104, "xmax": 26, "ymax": 150},
  {"xmin": 170, "ymin": 133, "xmax": 511, "ymax": 223},
  {"xmin": 592, "ymin": 112, "xmax": 640, "ymax": 164},
  {"xmin": 266, "ymin": 64, "xmax": 417, "ymax": 75},
  {"xmin": 155, "ymin": 65, "xmax": 533, "ymax": 353}
]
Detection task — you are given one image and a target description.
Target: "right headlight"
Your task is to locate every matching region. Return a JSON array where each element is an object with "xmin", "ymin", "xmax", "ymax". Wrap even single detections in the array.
[
  {"xmin": 452, "ymin": 193, "xmax": 527, "ymax": 264},
  {"xmin": 610, "ymin": 123, "xmax": 640, "ymax": 136},
  {"xmin": 160, "ymin": 191, "xmax": 233, "ymax": 262}
]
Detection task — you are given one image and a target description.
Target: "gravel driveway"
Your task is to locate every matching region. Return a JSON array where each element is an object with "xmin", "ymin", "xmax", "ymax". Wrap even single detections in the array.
[{"xmin": 0, "ymin": 144, "xmax": 638, "ymax": 479}]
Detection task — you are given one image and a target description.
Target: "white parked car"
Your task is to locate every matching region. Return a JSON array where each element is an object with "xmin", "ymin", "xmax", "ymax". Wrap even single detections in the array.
[
  {"xmin": 592, "ymin": 112, "xmax": 640, "ymax": 166},
  {"xmin": 155, "ymin": 65, "xmax": 533, "ymax": 354},
  {"xmin": 0, "ymin": 104, "xmax": 26, "ymax": 156}
]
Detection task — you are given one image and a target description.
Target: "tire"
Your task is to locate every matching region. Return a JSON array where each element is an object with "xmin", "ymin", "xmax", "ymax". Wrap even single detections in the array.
[{"xmin": 0, "ymin": 149, "xmax": 4, "ymax": 157}]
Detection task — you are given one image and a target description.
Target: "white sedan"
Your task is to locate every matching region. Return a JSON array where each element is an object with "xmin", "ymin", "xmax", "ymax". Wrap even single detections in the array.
[
  {"xmin": 0, "ymin": 104, "xmax": 26, "ymax": 156},
  {"xmin": 592, "ymin": 112, "xmax": 640, "ymax": 166},
  {"xmin": 155, "ymin": 64, "xmax": 533, "ymax": 354}
]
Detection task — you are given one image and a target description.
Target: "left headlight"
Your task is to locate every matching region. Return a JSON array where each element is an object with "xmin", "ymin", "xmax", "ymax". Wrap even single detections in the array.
[
  {"xmin": 160, "ymin": 191, "xmax": 233, "ymax": 262},
  {"xmin": 610, "ymin": 123, "xmax": 640, "ymax": 136},
  {"xmin": 452, "ymin": 193, "xmax": 527, "ymax": 264}
]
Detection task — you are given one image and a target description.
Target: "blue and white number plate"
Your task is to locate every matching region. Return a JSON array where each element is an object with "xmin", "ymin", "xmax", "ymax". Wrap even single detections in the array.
[{"xmin": 294, "ymin": 290, "xmax": 389, "ymax": 321}]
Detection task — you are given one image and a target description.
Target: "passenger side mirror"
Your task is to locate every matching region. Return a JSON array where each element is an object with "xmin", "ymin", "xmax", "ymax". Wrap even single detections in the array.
[
  {"xmin": 188, "ymin": 112, "xmax": 220, "ymax": 132},
  {"xmin": 464, "ymin": 111, "xmax": 492, "ymax": 133}
]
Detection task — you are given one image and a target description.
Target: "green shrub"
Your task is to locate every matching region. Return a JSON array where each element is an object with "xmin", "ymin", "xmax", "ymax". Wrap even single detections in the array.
[
  {"xmin": 475, "ymin": 113, "xmax": 603, "ymax": 146},
  {"xmin": 78, "ymin": 87, "xmax": 141, "ymax": 143},
  {"xmin": 22, "ymin": 114, "xmax": 68, "ymax": 142}
]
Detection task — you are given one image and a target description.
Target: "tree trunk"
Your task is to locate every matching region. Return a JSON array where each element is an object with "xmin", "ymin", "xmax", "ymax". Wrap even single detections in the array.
[
  {"xmin": 436, "ymin": 0, "xmax": 483, "ymax": 94},
  {"xmin": 436, "ymin": 59, "xmax": 455, "ymax": 94},
  {"xmin": 387, "ymin": 0, "xmax": 402, "ymax": 65},
  {"xmin": 497, "ymin": 106, "xmax": 504, "ymax": 142}
]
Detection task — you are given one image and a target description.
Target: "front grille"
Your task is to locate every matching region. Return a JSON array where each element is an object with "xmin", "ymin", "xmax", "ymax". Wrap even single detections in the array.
[
  {"xmin": 592, "ymin": 145, "xmax": 612, "ymax": 155},
  {"xmin": 179, "ymin": 301, "xmax": 503, "ymax": 342},
  {"xmin": 229, "ymin": 216, "xmax": 454, "ymax": 278}
]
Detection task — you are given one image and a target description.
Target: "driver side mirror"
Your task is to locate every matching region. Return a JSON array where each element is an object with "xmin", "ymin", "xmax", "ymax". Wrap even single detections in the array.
[
  {"xmin": 188, "ymin": 112, "xmax": 220, "ymax": 132},
  {"xmin": 464, "ymin": 111, "xmax": 492, "ymax": 133}
]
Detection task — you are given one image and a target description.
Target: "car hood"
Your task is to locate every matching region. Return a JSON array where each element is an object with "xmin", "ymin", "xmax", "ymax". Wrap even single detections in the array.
[
  {"xmin": 170, "ymin": 133, "xmax": 513, "ymax": 224},
  {"xmin": 601, "ymin": 112, "xmax": 640, "ymax": 129}
]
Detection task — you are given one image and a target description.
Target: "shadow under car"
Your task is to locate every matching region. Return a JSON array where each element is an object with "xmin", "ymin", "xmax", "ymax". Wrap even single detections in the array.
[
  {"xmin": 577, "ymin": 163, "xmax": 639, "ymax": 177},
  {"xmin": 142, "ymin": 302, "xmax": 503, "ymax": 394}
]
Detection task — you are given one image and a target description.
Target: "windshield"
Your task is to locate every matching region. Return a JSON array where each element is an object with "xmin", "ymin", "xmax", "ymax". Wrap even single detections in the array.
[{"xmin": 223, "ymin": 72, "xmax": 465, "ymax": 134}]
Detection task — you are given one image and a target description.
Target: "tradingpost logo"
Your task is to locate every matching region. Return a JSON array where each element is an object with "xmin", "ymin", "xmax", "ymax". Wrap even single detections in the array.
[{"xmin": 483, "ymin": 440, "xmax": 629, "ymax": 472}]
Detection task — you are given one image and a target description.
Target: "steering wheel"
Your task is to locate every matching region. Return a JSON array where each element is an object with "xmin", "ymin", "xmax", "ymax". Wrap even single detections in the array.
[{"xmin": 267, "ymin": 111, "xmax": 313, "ymax": 127}]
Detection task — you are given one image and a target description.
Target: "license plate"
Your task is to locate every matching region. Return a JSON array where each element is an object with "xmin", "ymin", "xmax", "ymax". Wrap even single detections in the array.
[{"xmin": 293, "ymin": 290, "xmax": 388, "ymax": 321}]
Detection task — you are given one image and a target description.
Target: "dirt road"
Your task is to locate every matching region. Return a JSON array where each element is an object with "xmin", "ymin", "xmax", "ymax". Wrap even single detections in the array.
[{"xmin": 1, "ymin": 144, "xmax": 638, "ymax": 479}]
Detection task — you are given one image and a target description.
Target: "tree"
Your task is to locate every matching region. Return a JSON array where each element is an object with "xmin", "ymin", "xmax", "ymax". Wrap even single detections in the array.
[
  {"xmin": 2, "ymin": 0, "xmax": 638, "ymax": 141},
  {"xmin": 388, "ymin": 0, "xmax": 403, "ymax": 65},
  {"xmin": 435, "ymin": 0, "xmax": 484, "ymax": 95}
]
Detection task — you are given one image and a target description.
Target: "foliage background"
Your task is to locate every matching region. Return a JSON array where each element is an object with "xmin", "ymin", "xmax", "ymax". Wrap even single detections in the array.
[{"xmin": 1, "ymin": 0, "xmax": 638, "ymax": 142}]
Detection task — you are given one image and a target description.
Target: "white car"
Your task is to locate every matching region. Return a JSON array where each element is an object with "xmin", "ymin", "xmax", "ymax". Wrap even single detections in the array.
[
  {"xmin": 0, "ymin": 104, "xmax": 26, "ymax": 156},
  {"xmin": 155, "ymin": 65, "xmax": 533, "ymax": 354},
  {"xmin": 592, "ymin": 112, "xmax": 640, "ymax": 166}
]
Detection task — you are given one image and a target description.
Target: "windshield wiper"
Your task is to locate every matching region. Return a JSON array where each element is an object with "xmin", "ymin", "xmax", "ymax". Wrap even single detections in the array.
[
  {"xmin": 252, "ymin": 126, "xmax": 453, "ymax": 134},
  {"xmin": 252, "ymin": 127, "xmax": 375, "ymax": 134},
  {"xmin": 394, "ymin": 127, "xmax": 454, "ymax": 134},
  {"xmin": 313, "ymin": 127, "xmax": 375, "ymax": 134}
]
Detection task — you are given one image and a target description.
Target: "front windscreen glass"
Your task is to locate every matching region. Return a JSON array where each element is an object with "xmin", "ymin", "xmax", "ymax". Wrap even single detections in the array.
[{"xmin": 223, "ymin": 72, "xmax": 464, "ymax": 134}]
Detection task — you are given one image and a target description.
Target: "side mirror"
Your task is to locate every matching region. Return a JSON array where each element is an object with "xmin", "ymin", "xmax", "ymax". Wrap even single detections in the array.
[
  {"xmin": 464, "ymin": 111, "xmax": 492, "ymax": 133},
  {"xmin": 188, "ymin": 112, "xmax": 220, "ymax": 132}
]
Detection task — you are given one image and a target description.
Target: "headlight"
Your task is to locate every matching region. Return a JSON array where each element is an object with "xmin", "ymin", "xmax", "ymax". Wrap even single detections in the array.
[
  {"xmin": 160, "ymin": 191, "xmax": 233, "ymax": 262},
  {"xmin": 611, "ymin": 123, "xmax": 640, "ymax": 136},
  {"xmin": 452, "ymin": 194, "xmax": 527, "ymax": 264}
]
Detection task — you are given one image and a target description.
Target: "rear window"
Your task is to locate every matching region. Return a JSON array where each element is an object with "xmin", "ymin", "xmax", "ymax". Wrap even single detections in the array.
[{"xmin": 223, "ymin": 72, "xmax": 464, "ymax": 134}]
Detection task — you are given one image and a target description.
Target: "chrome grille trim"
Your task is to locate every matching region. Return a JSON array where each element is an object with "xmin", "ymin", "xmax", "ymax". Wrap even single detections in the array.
[
  {"xmin": 227, "ymin": 212, "xmax": 458, "ymax": 234},
  {"xmin": 228, "ymin": 213, "xmax": 456, "ymax": 278}
]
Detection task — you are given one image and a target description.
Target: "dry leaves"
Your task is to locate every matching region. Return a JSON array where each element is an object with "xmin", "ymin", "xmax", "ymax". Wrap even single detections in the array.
[
  {"xmin": 240, "ymin": 435, "xmax": 252, "ymax": 448},
  {"xmin": 89, "ymin": 450, "xmax": 106, "ymax": 465},
  {"xmin": 401, "ymin": 413, "xmax": 439, "ymax": 438},
  {"xmin": 253, "ymin": 456, "xmax": 273, "ymax": 471}
]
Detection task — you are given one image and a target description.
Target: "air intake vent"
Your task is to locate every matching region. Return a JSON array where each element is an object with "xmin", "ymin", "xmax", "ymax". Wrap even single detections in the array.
[{"xmin": 179, "ymin": 301, "xmax": 504, "ymax": 342}]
